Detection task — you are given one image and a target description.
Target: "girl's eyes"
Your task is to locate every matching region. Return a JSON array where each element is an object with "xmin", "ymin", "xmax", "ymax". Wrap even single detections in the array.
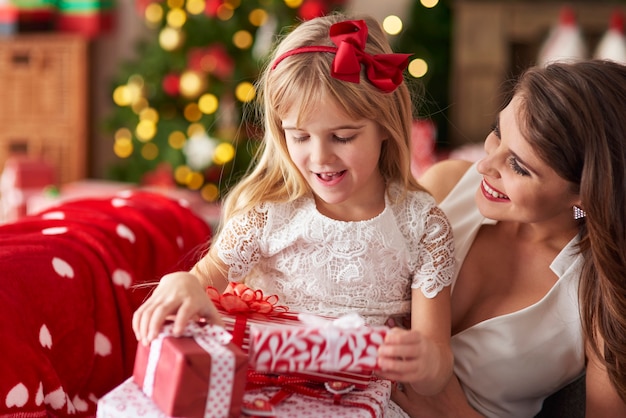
[
  {"xmin": 333, "ymin": 134, "xmax": 355, "ymax": 143},
  {"xmin": 290, "ymin": 134, "xmax": 356, "ymax": 143},
  {"xmin": 507, "ymin": 156, "xmax": 530, "ymax": 176}
]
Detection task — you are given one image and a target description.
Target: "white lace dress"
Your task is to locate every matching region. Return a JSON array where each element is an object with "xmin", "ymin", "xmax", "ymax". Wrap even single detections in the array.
[{"xmin": 214, "ymin": 182, "xmax": 455, "ymax": 326}]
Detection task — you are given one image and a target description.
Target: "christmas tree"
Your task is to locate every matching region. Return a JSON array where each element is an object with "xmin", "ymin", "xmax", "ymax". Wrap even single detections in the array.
[
  {"xmin": 105, "ymin": 0, "xmax": 345, "ymax": 202},
  {"xmin": 392, "ymin": 0, "xmax": 452, "ymax": 148}
]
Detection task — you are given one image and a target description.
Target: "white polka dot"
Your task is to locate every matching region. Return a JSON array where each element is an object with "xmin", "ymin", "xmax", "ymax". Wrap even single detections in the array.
[
  {"xmin": 39, "ymin": 325, "xmax": 52, "ymax": 349},
  {"xmin": 94, "ymin": 332, "xmax": 112, "ymax": 356},
  {"xmin": 42, "ymin": 211, "xmax": 65, "ymax": 220},
  {"xmin": 112, "ymin": 269, "xmax": 132, "ymax": 288},
  {"xmin": 88, "ymin": 393, "xmax": 98, "ymax": 404},
  {"xmin": 44, "ymin": 387, "xmax": 66, "ymax": 410},
  {"xmin": 52, "ymin": 258, "xmax": 74, "ymax": 278},
  {"xmin": 72, "ymin": 394, "xmax": 88, "ymax": 412},
  {"xmin": 178, "ymin": 198, "xmax": 190, "ymax": 208},
  {"xmin": 111, "ymin": 198, "xmax": 128, "ymax": 208},
  {"xmin": 42, "ymin": 227, "xmax": 68, "ymax": 236},
  {"xmin": 35, "ymin": 383, "xmax": 43, "ymax": 406},
  {"xmin": 6, "ymin": 383, "xmax": 28, "ymax": 408},
  {"xmin": 116, "ymin": 224, "xmax": 135, "ymax": 243},
  {"xmin": 66, "ymin": 394, "xmax": 76, "ymax": 414},
  {"xmin": 176, "ymin": 236, "xmax": 184, "ymax": 250}
]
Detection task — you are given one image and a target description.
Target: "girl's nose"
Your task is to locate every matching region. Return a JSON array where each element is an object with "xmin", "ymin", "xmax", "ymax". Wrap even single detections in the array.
[{"xmin": 310, "ymin": 138, "xmax": 333, "ymax": 164}]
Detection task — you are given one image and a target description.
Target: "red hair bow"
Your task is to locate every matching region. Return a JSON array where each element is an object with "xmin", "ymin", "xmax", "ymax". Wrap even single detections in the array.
[
  {"xmin": 272, "ymin": 19, "xmax": 411, "ymax": 93},
  {"xmin": 330, "ymin": 20, "xmax": 411, "ymax": 93}
]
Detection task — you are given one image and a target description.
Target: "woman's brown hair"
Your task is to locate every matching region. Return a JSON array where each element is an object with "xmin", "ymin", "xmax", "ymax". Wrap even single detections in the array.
[{"xmin": 515, "ymin": 59, "xmax": 626, "ymax": 401}]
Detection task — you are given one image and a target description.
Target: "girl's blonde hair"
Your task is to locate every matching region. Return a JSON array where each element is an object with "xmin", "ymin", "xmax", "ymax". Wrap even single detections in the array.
[{"xmin": 219, "ymin": 13, "xmax": 423, "ymax": 224}]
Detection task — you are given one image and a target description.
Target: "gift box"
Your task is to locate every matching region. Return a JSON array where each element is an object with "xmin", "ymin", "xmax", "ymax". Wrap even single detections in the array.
[
  {"xmin": 249, "ymin": 313, "xmax": 388, "ymax": 374},
  {"xmin": 242, "ymin": 373, "xmax": 392, "ymax": 418},
  {"xmin": 97, "ymin": 375, "xmax": 391, "ymax": 418},
  {"xmin": 131, "ymin": 322, "xmax": 247, "ymax": 418},
  {"xmin": 207, "ymin": 284, "xmax": 377, "ymax": 389}
]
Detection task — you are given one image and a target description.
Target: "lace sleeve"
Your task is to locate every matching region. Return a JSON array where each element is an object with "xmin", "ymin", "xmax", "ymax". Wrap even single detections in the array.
[
  {"xmin": 214, "ymin": 205, "xmax": 268, "ymax": 281},
  {"xmin": 413, "ymin": 204, "xmax": 456, "ymax": 298}
]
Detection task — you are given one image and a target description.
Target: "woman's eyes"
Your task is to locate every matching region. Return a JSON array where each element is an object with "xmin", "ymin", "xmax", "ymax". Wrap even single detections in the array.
[
  {"xmin": 507, "ymin": 156, "xmax": 530, "ymax": 176},
  {"xmin": 491, "ymin": 119, "xmax": 529, "ymax": 176},
  {"xmin": 490, "ymin": 121, "xmax": 501, "ymax": 138}
]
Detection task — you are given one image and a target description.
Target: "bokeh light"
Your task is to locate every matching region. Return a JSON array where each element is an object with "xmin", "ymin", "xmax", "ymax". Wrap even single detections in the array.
[
  {"xmin": 213, "ymin": 142, "xmax": 235, "ymax": 164},
  {"xmin": 141, "ymin": 142, "xmax": 159, "ymax": 160},
  {"xmin": 168, "ymin": 131, "xmax": 186, "ymax": 149},
  {"xmin": 249, "ymin": 8, "xmax": 268, "ymax": 26},
  {"xmin": 198, "ymin": 93, "xmax": 219, "ymax": 114},
  {"xmin": 382, "ymin": 15, "xmax": 403, "ymax": 36},
  {"xmin": 235, "ymin": 81, "xmax": 256, "ymax": 102},
  {"xmin": 186, "ymin": 0, "xmax": 204, "ymax": 15},
  {"xmin": 233, "ymin": 30, "xmax": 253, "ymax": 49},
  {"xmin": 421, "ymin": 0, "xmax": 439, "ymax": 8},
  {"xmin": 166, "ymin": 8, "xmax": 187, "ymax": 28},
  {"xmin": 408, "ymin": 58, "xmax": 429, "ymax": 78}
]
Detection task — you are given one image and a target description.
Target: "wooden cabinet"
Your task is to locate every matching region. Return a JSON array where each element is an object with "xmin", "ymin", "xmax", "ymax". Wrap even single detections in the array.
[
  {"xmin": 0, "ymin": 34, "xmax": 88, "ymax": 184},
  {"xmin": 450, "ymin": 1, "xmax": 625, "ymax": 147}
]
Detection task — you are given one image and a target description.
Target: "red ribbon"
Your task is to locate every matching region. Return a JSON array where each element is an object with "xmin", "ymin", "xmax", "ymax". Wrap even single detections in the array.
[
  {"xmin": 206, "ymin": 282, "xmax": 289, "ymax": 316},
  {"xmin": 246, "ymin": 371, "xmax": 377, "ymax": 418},
  {"xmin": 271, "ymin": 19, "xmax": 411, "ymax": 93},
  {"xmin": 206, "ymin": 283, "xmax": 294, "ymax": 348}
]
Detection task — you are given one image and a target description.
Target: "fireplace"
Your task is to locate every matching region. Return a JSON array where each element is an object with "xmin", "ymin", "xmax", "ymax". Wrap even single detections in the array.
[{"xmin": 450, "ymin": 1, "xmax": 625, "ymax": 146}]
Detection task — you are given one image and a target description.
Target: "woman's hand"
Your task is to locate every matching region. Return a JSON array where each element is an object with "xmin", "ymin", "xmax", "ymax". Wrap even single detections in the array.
[
  {"xmin": 391, "ymin": 373, "xmax": 483, "ymax": 418},
  {"xmin": 132, "ymin": 271, "xmax": 223, "ymax": 346},
  {"xmin": 376, "ymin": 327, "xmax": 453, "ymax": 395}
]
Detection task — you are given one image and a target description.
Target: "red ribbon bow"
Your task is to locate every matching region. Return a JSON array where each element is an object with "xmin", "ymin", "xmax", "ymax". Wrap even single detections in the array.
[
  {"xmin": 330, "ymin": 20, "xmax": 411, "ymax": 93},
  {"xmin": 272, "ymin": 19, "xmax": 411, "ymax": 93},
  {"xmin": 206, "ymin": 282, "xmax": 289, "ymax": 316}
]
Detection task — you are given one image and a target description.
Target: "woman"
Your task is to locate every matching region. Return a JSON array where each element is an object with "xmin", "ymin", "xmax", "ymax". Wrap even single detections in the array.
[{"xmin": 386, "ymin": 60, "xmax": 626, "ymax": 417}]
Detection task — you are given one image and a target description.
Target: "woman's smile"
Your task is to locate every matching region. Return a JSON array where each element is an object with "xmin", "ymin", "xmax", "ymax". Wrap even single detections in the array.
[{"xmin": 481, "ymin": 179, "xmax": 509, "ymax": 201}]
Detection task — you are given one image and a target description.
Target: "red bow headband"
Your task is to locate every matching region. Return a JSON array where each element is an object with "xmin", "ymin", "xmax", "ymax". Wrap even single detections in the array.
[{"xmin": 271, "ymin": 19, "xmax": 411, "ymax": 93}]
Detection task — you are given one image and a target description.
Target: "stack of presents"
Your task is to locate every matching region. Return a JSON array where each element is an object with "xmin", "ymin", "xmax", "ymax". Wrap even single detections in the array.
[
  {"xmin": 98, "ymin": 283, "xmax": 393, "ymax": 417},
  {"xmin": 0, "ymin": 0, "xmax": 113, "ymax": 37}
]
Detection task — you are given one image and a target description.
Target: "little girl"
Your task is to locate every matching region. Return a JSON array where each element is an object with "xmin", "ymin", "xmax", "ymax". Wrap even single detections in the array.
[{"xmin": 133, "ymin": 13, "xmax": 455, "ymax": 401}]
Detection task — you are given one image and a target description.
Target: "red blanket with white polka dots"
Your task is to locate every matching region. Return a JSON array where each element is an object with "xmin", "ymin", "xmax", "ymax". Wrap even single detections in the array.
[{"xmin": 0, "ymin": 191, "xmax": 211, "ymax": 417}]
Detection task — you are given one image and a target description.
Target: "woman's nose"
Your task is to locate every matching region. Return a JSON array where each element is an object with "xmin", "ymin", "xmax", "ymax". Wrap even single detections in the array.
[{"xmin": 477, "ymin": 132, "xmax": 500, "ymax": 176}]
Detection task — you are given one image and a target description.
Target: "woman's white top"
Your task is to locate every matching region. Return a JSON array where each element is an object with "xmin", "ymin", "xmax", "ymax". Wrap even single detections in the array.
[
  {"xmin": 440, "ymin": 163, "xmax": 585, "ymax": 418},
  {"xmin": 214, "ymin": 182, "xmax": 455, "ymax": 326}
]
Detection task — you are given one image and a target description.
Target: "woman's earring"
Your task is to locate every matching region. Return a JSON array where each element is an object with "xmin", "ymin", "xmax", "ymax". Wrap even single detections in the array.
[{"xmin": 573, "ymin": 205, "xmax": 586, "ymax": 220}]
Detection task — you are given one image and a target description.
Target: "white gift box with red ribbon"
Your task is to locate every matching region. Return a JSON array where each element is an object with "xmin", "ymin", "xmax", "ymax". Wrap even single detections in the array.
[
  {"xmin": 249, "ymin": 313, "xmax": 388, "ymax": 374},
  {"xmin": 207, "ymin": 284, "xmax": 381, "ymax": 389}
]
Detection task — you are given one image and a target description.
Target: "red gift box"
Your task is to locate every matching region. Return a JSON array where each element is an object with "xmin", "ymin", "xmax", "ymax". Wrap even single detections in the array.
[
  {"xmin": 207, "ymin": 284, "xmax": 379, "ymax": 389},
  {"xmin": 133, "ymin": 322, "xmax": 246, "ymax": 418},
  {"xmin": 249, "ymin": 313, "xmax": 388, "ymax": 374}
]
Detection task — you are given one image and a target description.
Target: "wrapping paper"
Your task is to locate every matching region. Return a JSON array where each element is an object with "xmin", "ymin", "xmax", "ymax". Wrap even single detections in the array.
[
  {"xmin": 249, "ymin": 314, "xmax": 388, "ymax": 374},
  {"xmin": 243, "ymin": 374, "xmax": 391, "ymax": 418},
  {"xmin": 97, "ymin": 376, "xmax": 391, "ymax": 418},
  {"xmin": 132, "ymin": 323, "xmax": 246, "ymax": 417}
]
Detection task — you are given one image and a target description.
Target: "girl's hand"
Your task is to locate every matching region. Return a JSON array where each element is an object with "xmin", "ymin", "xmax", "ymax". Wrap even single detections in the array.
[
  {"xmin": 376, "ymin": 327, "xmax": 453, "ymax": 395},
  {"xmin": 132, "ymin": 272, "xmax": 223, "ymax": 346}
]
